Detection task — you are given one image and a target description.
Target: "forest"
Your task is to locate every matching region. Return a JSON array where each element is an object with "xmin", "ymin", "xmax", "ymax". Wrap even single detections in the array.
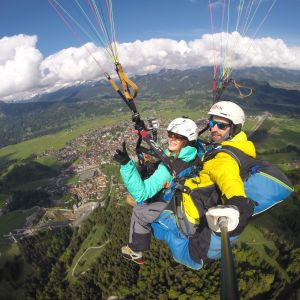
[{"xmin": 0, "ymin": 171, "xmax": 299, "ymax": 299}]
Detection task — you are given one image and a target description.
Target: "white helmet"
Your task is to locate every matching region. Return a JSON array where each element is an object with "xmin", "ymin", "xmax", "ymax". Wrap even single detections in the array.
[
  {"xmin": 208, "ymin": 101, "xmax": 245, "ymax": 126},
  {"xmin": 167, "ymin": 117, "xmax": 199, "ymax": 141}
]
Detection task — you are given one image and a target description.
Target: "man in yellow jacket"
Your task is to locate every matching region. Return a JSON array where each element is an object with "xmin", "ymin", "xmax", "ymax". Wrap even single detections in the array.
[{"xmin": 152, "ymin": 101, "xmax": 255, "ymax": 269}]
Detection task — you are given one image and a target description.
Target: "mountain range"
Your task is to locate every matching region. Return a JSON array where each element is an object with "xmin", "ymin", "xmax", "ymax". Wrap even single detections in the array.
[
  {"xmin": 2, "ymin": 66, "xmax": 300, "ymax": 104},
  {"xmin": 0, "ymin": 66, "xmax": 299, "ymax": 148}
]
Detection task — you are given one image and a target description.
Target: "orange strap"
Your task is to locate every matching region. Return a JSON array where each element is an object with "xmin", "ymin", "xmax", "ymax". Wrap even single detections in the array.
[
  {"xmin": 232, "ymin": 80, "xmax": 253, "ymax": 98},
  {"xmin": 126, "ymin": 195, "xmax": 137, "ymax": 207},
  {"xmin": 164, "ymin": 182, "xmax": 171, "ymax": 189},
  {"xmin": 115, "ymin": 63, "xmax": 138, "ymax": 100},
  {"xmin": 107, "ymin": 75, "xmax": 120, "ymax": 93}
]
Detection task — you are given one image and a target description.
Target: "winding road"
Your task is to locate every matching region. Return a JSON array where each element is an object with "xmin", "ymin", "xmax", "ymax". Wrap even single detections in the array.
[{"xmin": 72, "ymin": 239, "xmax": 110, "ymax": 276}]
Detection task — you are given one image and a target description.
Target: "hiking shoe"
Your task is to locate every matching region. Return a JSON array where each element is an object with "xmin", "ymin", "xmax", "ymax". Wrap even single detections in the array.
[{"xmin": 121, "ymin": 245, "xmax": 144, "ymax": 264}]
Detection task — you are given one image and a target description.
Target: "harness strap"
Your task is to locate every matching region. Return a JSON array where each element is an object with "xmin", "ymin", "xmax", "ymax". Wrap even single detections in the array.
[
  {"xmin": 163, "ymin": 156, "xmax": 203, "ymax": 205},
  {"xmin": 106, "ymin": 73, "xmax": 138, "ymax": 114},
  {"xmin": 204, "ymin": 145, "xmax": 258, "ymax": 180},
  {"xmin": 173, "ymin": 183, "xmax": 191, "ymax": 194},
  {"xmin": 141, "ymin": 133, "xmax": 177, "ymax": 177},
  {"xmin": 115, "ymin": 62, "xmax": 138, "ymax": 100},
  {"xmin": 204, "ymin": 146, "xmax": 242, "ymax": 168}
]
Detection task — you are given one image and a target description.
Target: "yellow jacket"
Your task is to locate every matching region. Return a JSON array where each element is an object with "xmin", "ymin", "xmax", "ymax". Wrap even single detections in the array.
[{"xmin": 182, "ymin": 131, "xmax": 256, "ymax": 224}]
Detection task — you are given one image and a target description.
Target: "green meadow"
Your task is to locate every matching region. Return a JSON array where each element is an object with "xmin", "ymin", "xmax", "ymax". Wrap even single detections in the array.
[
  {"xmin": 239, "ymin": 222, "xmax": 290, "ymax": 283},
  {"xmin": 67, "ymin": 225, "xmax": 107, "ymax": 280},
  {"xmin": 253, "ymin": 116, "xmax": 300, "ymax": 150},
  {"xmin": 0, "ymin": 113, "xmax": 130, "ymax": 166},
  {"xmin": 0, "ymin": 207, "xmax": 40, "ymax": 255},
  {"xmin": 0, "ymin": 207, "xmax": 39, "ymax": 237}
]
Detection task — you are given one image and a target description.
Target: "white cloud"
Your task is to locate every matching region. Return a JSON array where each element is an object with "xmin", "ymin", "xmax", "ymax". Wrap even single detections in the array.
[
  {"xmin": 0, "ymin": 34, "xmax": 43, "ymax": 100},
  {"xmin": 40, "ymin": 43, "xmax": 110, "ymax": 86},
  {"xmin": 1, "ymin": 33, "xmax": 300, "ymax": 101}
]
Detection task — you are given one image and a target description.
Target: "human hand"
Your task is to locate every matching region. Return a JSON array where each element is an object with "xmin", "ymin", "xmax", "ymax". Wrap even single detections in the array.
[
  {"xmin": 205, "ymin": 205, "xmax": 240, "ymax": 233},
  {"xmin": 113, "ymin": 142, "xmax": 130, "ymax": 165},
  {"xmin": 224, "ymin": 196, "xmax": 254, "ymax": 235}
]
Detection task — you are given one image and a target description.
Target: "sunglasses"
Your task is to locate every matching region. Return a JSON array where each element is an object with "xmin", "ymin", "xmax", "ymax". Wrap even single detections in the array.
[
  {"xmin": 167, "ymin": 131, "xmax": 186, "ymax": 140},
  {"xmin": 209, "ymin": 119, "xmax": 231, "ymax": 130}
]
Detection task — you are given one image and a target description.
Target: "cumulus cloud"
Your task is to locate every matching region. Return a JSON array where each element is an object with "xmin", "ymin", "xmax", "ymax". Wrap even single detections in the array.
[
  {"xmin": 0, "ymin": 35, "xmax": 43, "ymax": 100},
  {"xmin": 40, "ymin": 43, "xmax": 111, "ymax": 86},
  {"xmin": 1, "ymin": 33, "xmax": 300, "ymax": 101}
]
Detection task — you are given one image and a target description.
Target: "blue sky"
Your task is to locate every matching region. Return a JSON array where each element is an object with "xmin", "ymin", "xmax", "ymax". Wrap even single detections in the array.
[
  {"xmin": 0, "ymin": 0, "xmax": 300, "ymax": 101},
  {"xmin": 1, "ymin": 0, "xmax": 299, "ymax": 57}
]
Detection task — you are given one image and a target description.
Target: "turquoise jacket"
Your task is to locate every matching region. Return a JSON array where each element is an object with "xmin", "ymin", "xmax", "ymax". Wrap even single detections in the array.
[{"xmin": 120, "ymin": 146, "xmax": 197, "ymax": 204}]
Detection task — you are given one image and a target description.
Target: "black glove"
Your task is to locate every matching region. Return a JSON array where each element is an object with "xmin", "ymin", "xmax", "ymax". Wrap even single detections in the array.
[
  {"xmin": 224, "ymin": 196, "xmax": 255, "ymax": 236},
  {"xmin": 113, "ymin": 142, "xmax": 130, "ymax": 165},
  {"xmin": 134, "ymin": 119, "xmax": 146, "ymax": 132}
]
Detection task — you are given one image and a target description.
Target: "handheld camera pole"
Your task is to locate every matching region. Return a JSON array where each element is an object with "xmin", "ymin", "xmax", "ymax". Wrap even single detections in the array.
[{"xmin": 218, "ymin": 217, "xmax": 240, "ymax": 300}]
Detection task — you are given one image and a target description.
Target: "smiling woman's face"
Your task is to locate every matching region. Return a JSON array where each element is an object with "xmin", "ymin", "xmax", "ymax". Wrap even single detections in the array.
[{"xmin": 167, "ymin": 132, "xmax": 187, "ymax": 153}]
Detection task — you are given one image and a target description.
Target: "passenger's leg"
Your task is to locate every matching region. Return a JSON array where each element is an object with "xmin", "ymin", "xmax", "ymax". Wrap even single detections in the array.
[{"xmin": 127, "ymin": 202, "xmax": 168, "ymax": 251}]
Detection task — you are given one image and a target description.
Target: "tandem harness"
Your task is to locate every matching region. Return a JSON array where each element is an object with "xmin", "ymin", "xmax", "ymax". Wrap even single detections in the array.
[{"xmin": 162, "ymin": 143, "xmax": 294, "ymax": 237}]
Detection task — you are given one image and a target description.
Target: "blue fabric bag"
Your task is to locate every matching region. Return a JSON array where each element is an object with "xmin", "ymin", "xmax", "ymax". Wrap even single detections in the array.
[{"xmin": 244, "ymin": 161, "xmax": 294, "ymax": 215}]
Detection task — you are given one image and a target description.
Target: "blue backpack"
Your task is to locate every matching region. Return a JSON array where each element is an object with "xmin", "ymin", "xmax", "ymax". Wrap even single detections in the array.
[{"xmin": 204, "ymin": 145, "xmax": 294, "ymax": 215}]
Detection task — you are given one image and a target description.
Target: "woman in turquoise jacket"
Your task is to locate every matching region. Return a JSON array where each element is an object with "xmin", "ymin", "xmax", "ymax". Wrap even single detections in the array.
[{"xmin": 113, "ymin": 117, "xmax": 199, "ymax": 263}]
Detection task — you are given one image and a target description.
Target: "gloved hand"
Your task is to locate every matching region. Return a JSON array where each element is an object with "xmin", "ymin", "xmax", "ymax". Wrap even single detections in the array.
[
  {"xmin": 113, "ymin": 142, "xmax": 130, "ymax": 165},
  {"xmin": 224, "ymin": 196, "xmax": 254, "ymax": 236},
  {"xmin": 206, "ymin": 205, "xmax": 240, "ymax": 233}
]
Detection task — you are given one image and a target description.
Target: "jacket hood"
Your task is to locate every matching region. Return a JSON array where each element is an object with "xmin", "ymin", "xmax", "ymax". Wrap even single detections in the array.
[
  {"xmin": 165, "ymin": 145, "xmax": 197, "ymax": 162},
  {"xmin": 221, "ymin": 131, "xmax": 256, "ymax": 158}
]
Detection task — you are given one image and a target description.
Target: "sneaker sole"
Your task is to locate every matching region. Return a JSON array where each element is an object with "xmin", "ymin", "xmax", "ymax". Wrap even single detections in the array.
[{"xmin": 122, "ymin": 254, "xmax": 145, "ymax": 265}]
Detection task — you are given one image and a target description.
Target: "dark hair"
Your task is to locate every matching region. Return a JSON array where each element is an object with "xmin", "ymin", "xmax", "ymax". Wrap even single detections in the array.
[{"xmin": 230, "ymin": 124, "xmax": 242, "ymax": 137}]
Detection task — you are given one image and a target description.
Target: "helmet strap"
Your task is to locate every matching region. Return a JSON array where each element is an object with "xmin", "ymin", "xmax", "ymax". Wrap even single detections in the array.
[{"xmin": 199, "ymin": 124, "xmax": 210, "ymax": 135}]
